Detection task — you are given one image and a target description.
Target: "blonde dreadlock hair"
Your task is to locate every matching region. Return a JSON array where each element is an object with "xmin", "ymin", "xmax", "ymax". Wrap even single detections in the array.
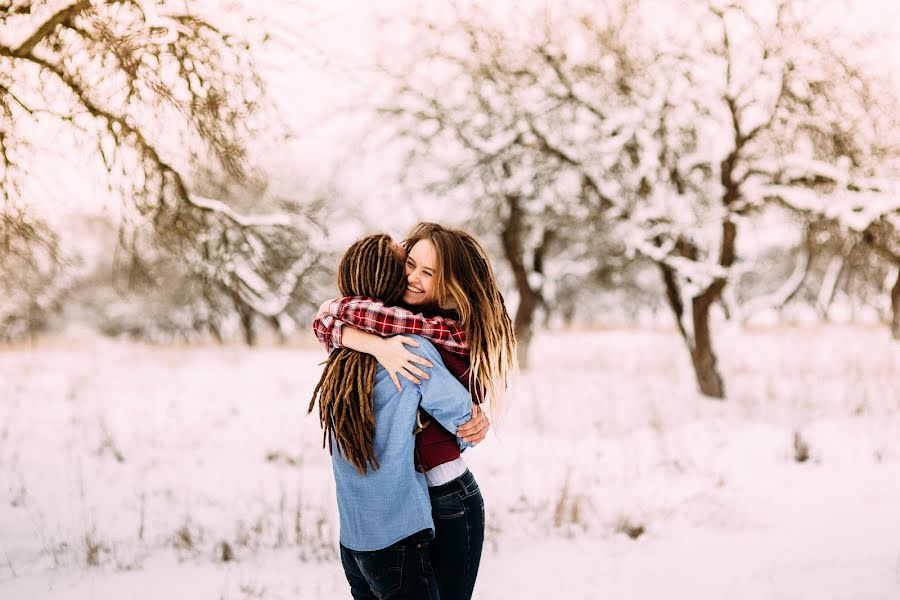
[
  {"xmin": 404, "ymin": 223, "xmax": 517, "ymax": 418},
  {"xmin": 308, "ymin": 234, "xmax": 406, "ymax": 474}
]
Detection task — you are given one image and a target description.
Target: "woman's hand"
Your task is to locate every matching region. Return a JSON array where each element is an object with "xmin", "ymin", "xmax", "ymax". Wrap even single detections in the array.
[
  {"xmin": 316, "ymin": 298, "xmax": 337, "ymax": 317},
  {"xmin": 457, "ymin": 403, "xmax": 490, "ymax": 445},
  {"xmin": 372, "ymin": 335, "xmax": 433, "ymax": 391}
]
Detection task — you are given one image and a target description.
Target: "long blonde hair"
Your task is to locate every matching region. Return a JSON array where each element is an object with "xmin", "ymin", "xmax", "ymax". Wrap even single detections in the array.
[{"xmin": 404, "ymin": 223, "xmax": 517, "ymax": 415}]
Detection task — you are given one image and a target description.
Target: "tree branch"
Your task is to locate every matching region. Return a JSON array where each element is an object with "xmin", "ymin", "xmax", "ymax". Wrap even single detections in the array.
[{"xmin": 10, "ymin": 0, "xmax": 93, "ymax": 57}]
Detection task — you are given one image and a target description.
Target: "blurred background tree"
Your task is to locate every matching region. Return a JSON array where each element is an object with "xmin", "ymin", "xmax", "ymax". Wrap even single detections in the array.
[
  {"xmin": 0, "ymin": 0, "xmax": 329, "ymax": 343},
  {"xmin": 0, "ymin": 206, "xmax": 67, "ymax": 341},
  {"xmin": 367, "ymin": 0, "xmax": 899, "ymax": 394}
]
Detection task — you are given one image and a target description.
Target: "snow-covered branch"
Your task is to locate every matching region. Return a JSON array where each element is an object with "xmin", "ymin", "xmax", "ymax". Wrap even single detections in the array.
[
  {"xmin": 187, "ymin": 195, "xmax": 293, "ymax": 229},
  {"xmin": 758, "ymin": 183, "xmax": 900, "ymax": 233}
]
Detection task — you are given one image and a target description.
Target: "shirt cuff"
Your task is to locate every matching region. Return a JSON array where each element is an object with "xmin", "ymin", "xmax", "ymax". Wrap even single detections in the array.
[{"xmin": 329, "ymin": 319, "xmax": 344, "ymax": 353}]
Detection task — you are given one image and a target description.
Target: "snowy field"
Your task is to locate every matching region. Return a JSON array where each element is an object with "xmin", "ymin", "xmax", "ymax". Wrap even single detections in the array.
[{"xmin": 1, "ymin": 325, "xmax": 899, "ymax": 600}]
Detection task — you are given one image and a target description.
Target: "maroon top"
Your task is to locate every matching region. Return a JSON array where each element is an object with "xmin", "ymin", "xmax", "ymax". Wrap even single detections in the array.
[{"xmin": 414, "ymin": 347, "xmax": 475, "ymax": 472}]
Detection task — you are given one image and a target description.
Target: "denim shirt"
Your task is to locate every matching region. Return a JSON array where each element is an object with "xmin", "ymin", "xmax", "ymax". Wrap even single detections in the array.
[{"xmin": 331, "ymin": 335, "xmax": 473, "ymax": 551}]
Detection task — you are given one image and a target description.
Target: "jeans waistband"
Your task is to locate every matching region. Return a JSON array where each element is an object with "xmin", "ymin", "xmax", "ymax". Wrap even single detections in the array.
[{"xmin": 427, "ymin": 468, "xmax": 476, "ymax": 497}]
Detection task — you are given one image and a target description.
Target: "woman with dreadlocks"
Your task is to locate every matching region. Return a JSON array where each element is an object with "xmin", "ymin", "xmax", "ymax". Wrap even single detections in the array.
[
  {"xmin": 313, "ymin": 222, "xmax": 517, "ymax": 600},
  {"xmin": 309, "ymin": 233, "xmax": 476, "ymax": 600}
]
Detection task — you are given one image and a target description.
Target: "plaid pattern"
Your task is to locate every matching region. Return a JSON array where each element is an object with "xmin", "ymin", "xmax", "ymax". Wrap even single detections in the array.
[{"xmin": 312, "ymin": 296, "xmax": 469, "ymax": 356}]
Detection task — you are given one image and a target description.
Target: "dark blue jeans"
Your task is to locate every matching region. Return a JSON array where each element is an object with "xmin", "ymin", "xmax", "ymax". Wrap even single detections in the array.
[
  {"xmin": 428, "ymin": 469, "xmax": 485, "ymax": 600},
  {"xmin": 340, "ymin": 529, "xmax": 439, "ymax": 600}
]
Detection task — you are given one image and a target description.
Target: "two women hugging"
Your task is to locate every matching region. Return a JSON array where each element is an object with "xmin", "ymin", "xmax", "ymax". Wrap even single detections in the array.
[{"xmin": 308, "ymin": 223, "xmax": 516, "ymax": 600}]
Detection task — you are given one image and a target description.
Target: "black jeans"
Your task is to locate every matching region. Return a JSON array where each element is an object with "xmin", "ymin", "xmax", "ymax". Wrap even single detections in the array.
[
  {"xmin": 340, "ymin": 529, "xmax": 439, "ymax": 600},
  {"xmin": 428, "ymin": 469, "xmax": 485, "ymax": 600}
]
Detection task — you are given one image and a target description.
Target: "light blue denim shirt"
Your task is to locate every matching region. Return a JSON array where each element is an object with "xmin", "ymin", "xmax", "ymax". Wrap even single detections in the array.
[{"xmin": 330, "ymin": 335, "xmax": 473, "ymax": 551}]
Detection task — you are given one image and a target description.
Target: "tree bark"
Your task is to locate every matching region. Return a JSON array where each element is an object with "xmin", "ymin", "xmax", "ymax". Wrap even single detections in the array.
[
  {"xmin": 499, "ymin": 194, "xmax": 543, "ymax": 368},
  {"xmin": 268, "ymin": 315, "xmax": 288, "ymax": 345},
  {"xmin": 230, "ymin": 292, "xmax": 256, "ymax": 346},
  {"xmin": 658, "ymin": 229, "xmax": 728, "ymax": 399},
  {"xmin": 659, "ymin": 262, "xmax": 688, "ymax": 342},
  {"xmin": 816, "ymin": 251, "xmax": 847, "ymax": 321},
  {"xmin": 659, "ymin": 262, "xmax": 726, "ymax": 399},
  {"xmin": 891, "ymin": 262, "xmax": 900, "ymax": 340},
  {"xmin": 691, "ymin": 286, "xmax": 726, "ymax": 399},
  {"xmin": 207, "ymin": 320, "xmax": 224, "ymax": 345}
]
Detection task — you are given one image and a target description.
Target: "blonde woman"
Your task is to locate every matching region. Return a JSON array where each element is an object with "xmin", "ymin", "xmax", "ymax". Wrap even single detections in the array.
[{"xmin": 313, "ymin": 222, "xmax": 516, "ymax": 600}]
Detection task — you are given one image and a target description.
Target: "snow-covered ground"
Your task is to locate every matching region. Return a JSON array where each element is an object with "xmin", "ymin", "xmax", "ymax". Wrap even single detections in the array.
[{"xmin": 1, "ymin": 325, "xmax": 898, "ymax": 599}]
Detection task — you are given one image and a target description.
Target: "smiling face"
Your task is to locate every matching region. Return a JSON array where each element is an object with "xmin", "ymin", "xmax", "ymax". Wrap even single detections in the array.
[{"xmin": 402, "ymin": 239, "xmax": 437, "ymax": 306}]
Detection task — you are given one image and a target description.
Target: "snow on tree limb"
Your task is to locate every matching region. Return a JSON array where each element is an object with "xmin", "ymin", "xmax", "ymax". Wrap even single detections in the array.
[
  {"xmin": 758, "ymin": 183, "xmax": 900, "ymax": 232},
  {"xmin": 187, "ymin": 195, "xmax": 293, "ymax": 228},
  {"xmin": 0, "ymin": 0, "xmax": 326, "ymax": 342}
]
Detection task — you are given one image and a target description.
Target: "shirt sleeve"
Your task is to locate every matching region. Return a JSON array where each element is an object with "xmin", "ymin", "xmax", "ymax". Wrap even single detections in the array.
[
  {"xmin": 409, "ymin": 338, "xmax": 473, "ymax": 449},
  {"xmin": 332, "ymin": 297, "xmax": 469, "ymax": 356},
  {"xmin": 311, "ymin": 313, "xmax": 344, "ymax": 353}
]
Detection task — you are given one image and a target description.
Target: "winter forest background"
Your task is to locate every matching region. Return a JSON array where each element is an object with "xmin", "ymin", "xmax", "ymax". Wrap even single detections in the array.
[{"xmin": 1, "ymin": 1, "xmax": 899, "ymax": 599}]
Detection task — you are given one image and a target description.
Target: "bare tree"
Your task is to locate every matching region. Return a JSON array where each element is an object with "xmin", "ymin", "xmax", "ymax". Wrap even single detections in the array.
[
  {"xmin": 373, "ymin": 0, "xmax": 897, "ymax": 392},
  {"xmin": 0, "ymin": 206, "xmax": 66, "ymax": 341},
  {"xmin": 373, "ymin": 1, "xmax": 641, "ymax": 366},
  {"xmin": 1, "ymin": 0, "xmax": 322, "ymax": 341},
  {"xmin": 618, "ymin": 0, "xmax": 900, "ymax": 396}
]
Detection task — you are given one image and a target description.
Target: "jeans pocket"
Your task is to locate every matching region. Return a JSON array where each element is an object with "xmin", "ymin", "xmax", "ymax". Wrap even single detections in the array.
[
  {"xmin": 461, "ymin": 482, "xmax": 480, "ymax": 501},
  {"xmin": 357, "ymin": 546, "xmax": 404, "ymax": 599},
  {"xmin": 432, "ymin": 491, "xmax": 466, "ymax": 520}
]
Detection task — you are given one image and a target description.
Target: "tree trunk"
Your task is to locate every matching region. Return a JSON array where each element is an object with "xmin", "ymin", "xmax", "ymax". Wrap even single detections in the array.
[
  {"xmin": 499, "ymin": 194, "xmax": 543, "ymax": 368},
  {"xmin": 816, "ymin": 251, "xmax": 847, "ymax": 321},
  {"xmin": 891, "ymin": 262, "xmax": 900, "ymax": 341},
  {"xmin": 687, "ymin": 215, "xmax": 735, "ymax": 400},
  {"xmin": 690, "ymin": 289, "xmax": 726, "ymax": 399},
  {"xmin": 513, "ymin": 289, "xmax": 539, "ymax": 368},
  {"xmin": 230, "ymin": 292, "xmax": 256, "ymax": 346},
  {"xmin": 738, "ymin": 230, "xmax": 813, "ymax": 322},
  {"xmin": 659, "ymin": 262, "xmax": 688, "ymax": 341},
  {"xmin": 208, "ymin": 321, "xmax": 224, "ymax": 345},
  {"xmin": 268, "ymin": 315, "xmax": 288, "ymax": 345},
  {"xmin": 659, "ymin": 262, "xmax": 726, "ymax": 399}
]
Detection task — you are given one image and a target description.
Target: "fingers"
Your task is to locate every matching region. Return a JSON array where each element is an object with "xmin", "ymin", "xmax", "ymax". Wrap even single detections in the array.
[
  {"xmin": 460, "ymin": 424, "xmax": 489, "ymax": 444},
  {"xmin": 397, "ymin": 367, "xmax": 422, "ymax": 386},
  {"xmin": 317, "ymin": 298, "xmax": 338, "ymax": 316},
  {"xmin": 389, "ymin": 371, "xmax": 402, "ymax": 392},
  {"xmin": 396, "ymin": 335, "xmax": 420, "ymax": 348},
  {"xmin": 456, "ymin": 417, "xmax": 478, "ymax": 435},
  {"xmin": 408, "ymin": 354, "xmax": 433, "ymax": 369},
  {"xmin": 457, "ymin": 407, "xmax": 491, "ymax": 444},
  {"xmin": 406, "ymin": 364, "xmax": 430, "ymax": 380},
  {"xmin": 470, "ymin": 420, "xmax": 490, "ymax": 444},
  {"xmin": 458, "ymin": 418, "xmax": 488, "ymax": 438}
]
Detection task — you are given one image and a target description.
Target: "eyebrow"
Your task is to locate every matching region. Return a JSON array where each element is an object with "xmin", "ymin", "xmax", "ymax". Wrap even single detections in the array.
[{"xmin": 406, "ymin": 257, "xmax": 433, "ymax": 273}]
